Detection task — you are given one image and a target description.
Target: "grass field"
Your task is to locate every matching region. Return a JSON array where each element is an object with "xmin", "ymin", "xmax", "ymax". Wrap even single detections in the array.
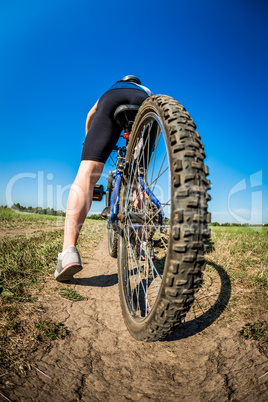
[
  {"xmin": 208, "ymin": 226, "xmax": 268, "ymax": 288},
  {"xmin": 0, "ymin": 208, "xmax": 267, "ymax": 377},
  {"xmin": 0, "ymin": 207, "xmax": 65, "ymax": 229},
  {"xmin": 0, "ymin": 208, "xmax": 106, "ymax": 376},
  {"xmin": 202, "ymin": 225, "xmax": 268, "ymax": 327}
]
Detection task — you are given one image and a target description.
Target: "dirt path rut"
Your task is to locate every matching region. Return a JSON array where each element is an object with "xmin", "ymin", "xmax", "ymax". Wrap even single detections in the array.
[{"xmin": 4, "ymin": 235, "xmax": 268, "ymax": 401}]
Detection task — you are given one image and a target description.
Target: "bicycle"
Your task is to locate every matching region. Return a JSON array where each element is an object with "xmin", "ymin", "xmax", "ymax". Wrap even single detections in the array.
[{"xmin": 97, "ymin": 95, "xmax": 211, "ymax": 341}]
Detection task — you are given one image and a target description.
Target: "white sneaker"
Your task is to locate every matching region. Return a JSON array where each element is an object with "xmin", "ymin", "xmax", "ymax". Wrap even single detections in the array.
[{"xmin": 54, "ymin": 246, "xmax": 82, "ymax": 282}]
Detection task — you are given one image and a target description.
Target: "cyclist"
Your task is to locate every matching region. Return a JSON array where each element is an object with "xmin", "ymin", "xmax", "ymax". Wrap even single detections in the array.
[{"xmin": 54, "ymin": 75, "xmax": 152, "ymax": 281}]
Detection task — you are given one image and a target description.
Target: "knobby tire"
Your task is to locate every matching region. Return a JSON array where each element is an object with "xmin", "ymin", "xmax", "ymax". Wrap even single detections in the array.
[{"xmin": 117, "ymin": 95, "xmax": 211, "ymax": 341}]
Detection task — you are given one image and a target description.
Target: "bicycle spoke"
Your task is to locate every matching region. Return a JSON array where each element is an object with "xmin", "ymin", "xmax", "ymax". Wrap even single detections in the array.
[
  {"xmin": 120, "ymin": 112, "xmax": 171, "ymax": 319},
  {"xmin": 123, "ymin": 222, "xmax": 151, "ymax": 315},
  {"xmin": 123, "ymin": 199, "xmax": 165, "ymax": 317},
  {"xmin": 125, "ymin": 165, "xmax": 169, "ymax": 214}
]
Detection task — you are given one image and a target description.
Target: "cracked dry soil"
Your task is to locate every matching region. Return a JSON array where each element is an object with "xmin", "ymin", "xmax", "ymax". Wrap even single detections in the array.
[{"xmin": 3, "ymin": 235, "xmax": 268, "ymax": 402}]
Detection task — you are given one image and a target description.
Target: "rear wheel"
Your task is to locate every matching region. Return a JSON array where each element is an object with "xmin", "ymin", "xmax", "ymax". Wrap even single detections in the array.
[{"xmin": 117, "ymin": 95, "xmax": 211, "ymax": 341}]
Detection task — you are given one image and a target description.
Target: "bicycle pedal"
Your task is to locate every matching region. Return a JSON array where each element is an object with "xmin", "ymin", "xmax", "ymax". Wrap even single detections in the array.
[{"xmin": 93, "ymin": 184, "xmax": 105, "ymax": 201}]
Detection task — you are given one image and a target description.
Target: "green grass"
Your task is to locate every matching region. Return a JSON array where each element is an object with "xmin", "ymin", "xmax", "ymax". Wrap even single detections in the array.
[
  {"xmin": 0, "ymin": 230, "xmax": 64, "ymax": 300},
  {"xmin": 187, "ymin": 226, "xmax": 268, "ymax": 337},
  {"xmin": 0, "ymin": 214, "xmax": 106, "ymax": 376},
  {"xmin": 60, "ymin": 288, "xmax": 85, "ymax": 301},
  {"xmin": 210, "ymin": 227, "xmax": 268, "ymax": 282},
  {"xmin": 0, "ymin": 229, "xmax": 65, "ymax": 372},
  {"xmin": 210, "ymin": 225, "xmax": 268, "ymax": 236},
  {"xmin": 205, "ymin": 226, "xmax": 268, "ymax": 322},
  {"xmin": 34, "ymin": 320, "xmax": 69, "ymax": 340},
  {"xmin": 240, "ymin": 321, "xmax": 268, "ymax": 341},
  {"xmin": 0, "ymin": 207, "xmax": 64, "ymax": 229}
]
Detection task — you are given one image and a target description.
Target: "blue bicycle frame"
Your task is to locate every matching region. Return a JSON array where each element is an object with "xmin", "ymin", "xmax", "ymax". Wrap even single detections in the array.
[{"xmin": 108, "ymin": 146, "xmax": 165, "ymax": 231}]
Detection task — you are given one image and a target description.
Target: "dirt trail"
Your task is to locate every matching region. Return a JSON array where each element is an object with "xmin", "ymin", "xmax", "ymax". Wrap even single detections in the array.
[{"xmin": 3, "ymin": 235, "xmax": 268, "ymax": 401}]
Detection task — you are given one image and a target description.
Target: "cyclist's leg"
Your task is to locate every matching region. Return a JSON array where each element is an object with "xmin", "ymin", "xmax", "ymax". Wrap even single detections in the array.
[
  {"xmin": 62, "ymin": 160, "xmax": 104, "ymax": 251},
  {"xmin": 61, "ymin": 89, "xmax": 149, "ymax": 252}
]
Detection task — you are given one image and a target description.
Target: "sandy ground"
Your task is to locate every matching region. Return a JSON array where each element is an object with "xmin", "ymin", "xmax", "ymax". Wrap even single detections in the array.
[{"xmin": 1, "ymin": 233, "xmax": 268, "ymax": 401}]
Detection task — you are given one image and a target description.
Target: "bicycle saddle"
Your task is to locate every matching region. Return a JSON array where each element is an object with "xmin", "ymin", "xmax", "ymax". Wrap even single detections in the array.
[{"xmin": 114, "ymin": 104, "xmax": 140, "ymax": 132}]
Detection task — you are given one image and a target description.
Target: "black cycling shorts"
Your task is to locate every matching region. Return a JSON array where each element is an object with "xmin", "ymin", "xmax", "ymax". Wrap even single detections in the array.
[{"xmin": 81, "ymin": 88, "xmax": 149, "ymax": 164}]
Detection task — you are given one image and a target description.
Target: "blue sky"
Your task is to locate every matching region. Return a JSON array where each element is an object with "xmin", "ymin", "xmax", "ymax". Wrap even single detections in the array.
[{"xmin": 1, "ymin": 0, "xmax": 267, "ymax": 223}]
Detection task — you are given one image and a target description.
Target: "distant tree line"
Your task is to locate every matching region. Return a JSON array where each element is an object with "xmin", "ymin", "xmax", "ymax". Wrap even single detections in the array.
[
  {"xmin": 7, "ymin": 203, "xmax": 66, "ymax": 217},
  {"xmin": 86, "ymin": 213, "xmax": 103, "ymax": 220},
  {"xmin": 1, "ymin": 204, "xmax": 103, "ymax": 220}
]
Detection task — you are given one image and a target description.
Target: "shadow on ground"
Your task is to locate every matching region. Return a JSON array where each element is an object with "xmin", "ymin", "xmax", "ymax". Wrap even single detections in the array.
[
  {"xmin": 65, "ymin": 261, "xmax": 231, "ymax": 342},
  {"xmin": 165, "ymin": 261, "xmax": 232, "ymax": 341},
  {"xmin": 71, "ymin": 273, "xmax": 118, "ymax": 287}
]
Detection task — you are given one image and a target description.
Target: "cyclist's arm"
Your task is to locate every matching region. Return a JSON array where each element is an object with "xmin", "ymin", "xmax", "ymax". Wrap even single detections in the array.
[{"xmin": 85, "ymin": 100, "xmax": 99, "ymax": 134}]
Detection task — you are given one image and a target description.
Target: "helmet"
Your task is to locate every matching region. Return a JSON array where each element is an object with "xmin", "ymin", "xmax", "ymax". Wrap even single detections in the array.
[{"xmin": 120, "ymin": 75, "xmax": 141, "ymax": 85}]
